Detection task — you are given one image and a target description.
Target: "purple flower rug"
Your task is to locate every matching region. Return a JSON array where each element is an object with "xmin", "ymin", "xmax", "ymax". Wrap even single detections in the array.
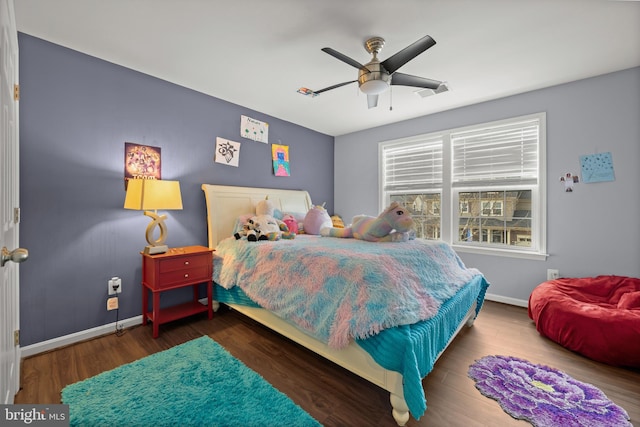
[{"xmin": 468, "ymin": 355, "xmax": 632, "ymax": 427}]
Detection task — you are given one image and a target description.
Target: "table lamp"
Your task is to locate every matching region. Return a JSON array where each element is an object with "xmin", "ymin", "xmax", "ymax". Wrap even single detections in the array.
[{"xmin": 124, "ymin": 179, "xmax": 183, "ymax": 254}]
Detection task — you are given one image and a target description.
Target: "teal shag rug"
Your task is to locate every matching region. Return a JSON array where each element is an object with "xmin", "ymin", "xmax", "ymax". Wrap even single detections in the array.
[{"xmin": 61, "ymin": 336, "xmax": 322, "ymax": 427}]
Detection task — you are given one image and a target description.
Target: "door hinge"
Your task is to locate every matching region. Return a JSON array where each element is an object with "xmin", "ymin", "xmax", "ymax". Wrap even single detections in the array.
[
  {"xmin": 14, "ymin": 84, "xmax": 20, "ymax": 101},
  {"xmin": 14, "ymin": 330, "xmax": 19, "ymax": 346},
  {"xmin": 14, "ymin": 207, "xmax": 20, "ymax": 224}
]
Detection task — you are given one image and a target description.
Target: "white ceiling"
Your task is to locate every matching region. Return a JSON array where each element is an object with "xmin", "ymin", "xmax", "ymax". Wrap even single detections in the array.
[{"xmin": 14, "ymin": 0, "xmax": 640, "ymax": 136}]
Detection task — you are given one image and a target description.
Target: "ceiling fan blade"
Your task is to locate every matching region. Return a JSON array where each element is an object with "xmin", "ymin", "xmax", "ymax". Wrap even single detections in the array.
[
  {"xmin": 367, "ymin": 94, "xmax": 379, "ymax": 109},
  {"xmin": 322, "ymin": 47, "xmax": 369, "ymax": 72},
  {"xmin": 381, "ymin": 35, "xmax": 436, "ymax": 74},
  {"xmin": 314, "ymin": 80, "xmax": 357, "ymax": 94},
  {"xmin": 391, "ymin": 72, "xmax": 441, "ymax": 90}
]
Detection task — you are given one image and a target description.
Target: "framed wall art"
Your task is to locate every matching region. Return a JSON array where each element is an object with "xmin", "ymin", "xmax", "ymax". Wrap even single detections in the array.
[{"xmin": 124, "ymin": 142, "xmax": 161, "ymax": 188}]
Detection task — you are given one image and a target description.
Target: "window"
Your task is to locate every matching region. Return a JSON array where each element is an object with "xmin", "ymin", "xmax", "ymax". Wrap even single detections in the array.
[
  {"xmin": 382, "ymin": 134, "xmax": 443, "ymax": 242},
  {"xmin": 390, "ymin": 193, "xmax": 442, "ymax": 239},
  {"xmin": 458, "ymin": 190, "xmax": 532, "ymax": 246},
  {"xmin": 380, "ymin": 113, "xmax": 546, "ymax": 259}
]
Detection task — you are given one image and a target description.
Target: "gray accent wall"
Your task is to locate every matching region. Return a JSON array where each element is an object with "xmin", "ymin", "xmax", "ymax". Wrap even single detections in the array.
[
  {"xmin": 18, "ymin": 33, "xmax": 334, "ymax": 346},
  {"xmin": 334, "ymin": 67, "xmax": 640, "ymax": 303}
]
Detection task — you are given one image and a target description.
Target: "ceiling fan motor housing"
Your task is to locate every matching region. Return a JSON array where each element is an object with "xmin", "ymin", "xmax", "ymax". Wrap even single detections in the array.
[{"xmin": 358, "ymin": 61, "xmax": 390, "ymax": 95}]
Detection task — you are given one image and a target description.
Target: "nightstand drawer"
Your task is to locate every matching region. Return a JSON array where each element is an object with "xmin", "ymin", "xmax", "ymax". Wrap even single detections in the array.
[
  {"xmin": 155, "ymin": 266, "xmax": 211, "ymax": 289},
  {"xmin": 159, "ymin": 254, "xmax": 210, "ymax": 273}
]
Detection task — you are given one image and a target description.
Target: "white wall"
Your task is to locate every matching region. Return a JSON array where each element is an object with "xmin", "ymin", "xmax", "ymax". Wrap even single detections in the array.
[{"xmin": 334, "ymin": 67, "xmax": 640, "ymax": 304}]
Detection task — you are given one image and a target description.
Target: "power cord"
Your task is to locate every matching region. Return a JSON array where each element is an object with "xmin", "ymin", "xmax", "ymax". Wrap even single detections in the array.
[{"xmin": 111, "ymin": 282, "xmax": 125, "ymax": 337}]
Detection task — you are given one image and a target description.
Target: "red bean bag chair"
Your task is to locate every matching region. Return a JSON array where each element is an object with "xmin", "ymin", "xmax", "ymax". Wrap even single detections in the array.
[{"xmin": 528, "ymin": 275, "xmax": 640, "ymax": 368}]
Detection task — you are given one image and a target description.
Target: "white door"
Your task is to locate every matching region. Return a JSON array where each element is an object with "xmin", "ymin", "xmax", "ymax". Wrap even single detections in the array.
[{"xmin": 1, "ymin": 0, "xmax": 26, "ymax": 405}]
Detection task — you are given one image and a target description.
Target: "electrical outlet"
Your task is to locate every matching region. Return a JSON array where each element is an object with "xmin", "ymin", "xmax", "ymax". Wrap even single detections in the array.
[
  {"xmin": 547, "ymin": 269, "xmax": 560, "ymax": 281},
  {"xmin": 108, "ymin": 277, "xmax": 122, "ymax": 295}
]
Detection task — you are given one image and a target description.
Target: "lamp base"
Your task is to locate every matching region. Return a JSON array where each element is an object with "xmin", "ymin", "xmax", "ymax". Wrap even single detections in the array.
[{"xmin": 144, "ymin": 244, "xmax": 169, "ymax": 255}]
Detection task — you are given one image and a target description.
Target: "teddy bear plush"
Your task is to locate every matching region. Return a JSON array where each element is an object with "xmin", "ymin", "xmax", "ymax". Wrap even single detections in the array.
[{"xmin": 320, "ymin": 202, "xmax": 414, "ymax": 242}]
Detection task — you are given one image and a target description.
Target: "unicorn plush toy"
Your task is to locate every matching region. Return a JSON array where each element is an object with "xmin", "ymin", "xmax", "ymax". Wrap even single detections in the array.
[{"xmin": 320, "ymin": 202, "xmax": 414, "ymax": 242}]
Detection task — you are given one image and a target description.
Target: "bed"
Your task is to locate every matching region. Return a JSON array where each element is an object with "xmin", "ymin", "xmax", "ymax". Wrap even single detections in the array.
[{"xmin": 202, "ymin": 184, "xmax": 489, "ymax": 425}]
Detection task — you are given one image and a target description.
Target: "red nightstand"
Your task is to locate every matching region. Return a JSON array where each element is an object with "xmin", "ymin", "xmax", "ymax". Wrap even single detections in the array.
[{"xmin": 141, "ymin": 245, "xmax": 214, "ymax": 338}]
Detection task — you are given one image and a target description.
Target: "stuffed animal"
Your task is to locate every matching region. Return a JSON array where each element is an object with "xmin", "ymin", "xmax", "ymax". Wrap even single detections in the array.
[
  {"xmin": 248, "ymin": 214, "xmax": 282, "ymax": 241},
  {"xmin": 304, "ymin": 203, "xmax": 333, "ymax": 235},
  {"xmin": 256, "ymin": 196, "xmax": 278, "ymax": 217},
  {"xmin": 331, "ymin": 215, "xmax": 345, "ymax": 228},
  {"xmin": 234, "ymin": 217, "xmax": 257, "ymax": 240},
  {"xmin": 234, "ymin": 196, "xmax": 296, "ymax": 241},
  {"xmin": 320, "ymin": 202, "xmax": 414, "ymax": 242},
  {"xmin": 282, "ymin": 213, "xmax": 299, "ymax": 234}
]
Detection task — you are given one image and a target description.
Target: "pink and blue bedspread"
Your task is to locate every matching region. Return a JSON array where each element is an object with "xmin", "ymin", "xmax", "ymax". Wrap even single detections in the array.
[{"xmin": 213, "ymin": 235, "xmax": 489, "ymax": 418}]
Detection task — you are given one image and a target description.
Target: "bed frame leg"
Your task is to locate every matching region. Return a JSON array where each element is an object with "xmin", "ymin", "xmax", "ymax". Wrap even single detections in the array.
[
  {"xmin": 466, "ymin": 315, "xmax": 476, "ymax": 327},
  {"xmin": 390, "ymin": 393, "xmax": 410, "ymax": 426}
]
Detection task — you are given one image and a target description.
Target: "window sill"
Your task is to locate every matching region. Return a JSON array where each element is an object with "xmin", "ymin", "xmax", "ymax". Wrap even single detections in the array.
[{"xmin": 451, "ymin": 244, "xmax": 548, "ymax": 261}]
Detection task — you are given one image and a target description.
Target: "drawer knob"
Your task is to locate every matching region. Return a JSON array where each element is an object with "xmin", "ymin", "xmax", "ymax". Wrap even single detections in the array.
[
  {"xmin": 184, "ymin": 274, "xmax": 189, "ymax": 278},
  {"xmin": 184, "ymin": 261, "xmax": 189, "ymax": 265}
]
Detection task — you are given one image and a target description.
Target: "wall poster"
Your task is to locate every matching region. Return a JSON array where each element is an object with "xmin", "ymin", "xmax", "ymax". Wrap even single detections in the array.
[
  {"xmin": 215, "ymin": 137, "xmax": 241, "ymax": 167},
  {"xmin": 240, "ymin": 115, "xmax": 269, "ymax": 143},
  {"xmin": 580, "ymin": 152, "xmax": 615, "ymax": 183},
  {"xmin": 124, "ymin": 142, "xmax": 161, "ymax": 188},
  {"xmin": 272, "ymin": 144, "xmax": 290, "ymax": 177}
]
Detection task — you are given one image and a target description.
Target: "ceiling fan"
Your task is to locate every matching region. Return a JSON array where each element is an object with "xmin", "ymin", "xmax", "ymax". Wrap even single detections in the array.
[{"xmin": 300, "ymin": 35, "xmax": 445, "ymax": 109}]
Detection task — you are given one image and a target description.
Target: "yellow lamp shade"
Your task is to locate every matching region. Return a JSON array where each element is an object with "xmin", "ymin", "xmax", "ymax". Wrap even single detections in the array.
[{"xmin": 124, "ymin": 179, "xmax": 183, "ymax": 211}]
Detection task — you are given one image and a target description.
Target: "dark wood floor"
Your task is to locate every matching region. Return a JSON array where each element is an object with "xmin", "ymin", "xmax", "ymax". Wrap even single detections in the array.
[{"xmin": 16, "ymin": 301, "xmax": 640, "ymax": 427}]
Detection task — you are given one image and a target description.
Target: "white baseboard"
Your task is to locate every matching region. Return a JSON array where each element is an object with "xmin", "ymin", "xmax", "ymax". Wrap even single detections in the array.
[
  {"xmin": 21, "ymin": 299, "xmax": 219, "ymax": 358},
  {"xmin": 484, "ymin": 292, "xmax": 528, "ymax": 308},
  {"xmin": 21, "ymin": 315, "xmax": 143, "ymax": 358},
  {"xmin": 20, "ymin": 296, "xmax": 521, "ymax": 358}
]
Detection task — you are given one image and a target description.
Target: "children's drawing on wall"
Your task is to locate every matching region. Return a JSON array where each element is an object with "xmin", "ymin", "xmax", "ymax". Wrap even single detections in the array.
[
  {"xmin": 272, "ymin": 144, "xmax": 290, "ymax": 177},
  {"xmin": 560, "ymin": 172, "xmax": 579, "ymax": 192},
  {"xmin": 124, "ymin": 142, "xmax": 161, "ymax": 189},
  {"xmin": 580, "ymin": 152, "xmax": 615, "ymax": 183},
  {"xmin": 240, "ymin": 115, "xmax": 269, "ymax": 143},
  {"xmin": 215, "ymin": 137, "xmax": 241, "ymax": 167}
]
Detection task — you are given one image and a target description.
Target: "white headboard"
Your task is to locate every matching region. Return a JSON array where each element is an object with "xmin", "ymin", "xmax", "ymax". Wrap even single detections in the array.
[{"xmin": 201, "ymin": 184, "xmax": 313, "ymax": 248}]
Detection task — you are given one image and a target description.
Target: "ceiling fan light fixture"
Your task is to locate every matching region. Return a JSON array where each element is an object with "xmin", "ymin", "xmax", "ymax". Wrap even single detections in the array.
[
  {"xmin": 360, "ymin": 79, "xmax": 389, "ymax": 95},
  {"xmin": 359, "ymin": 64, "xmax": 390, "ymax": 95}
]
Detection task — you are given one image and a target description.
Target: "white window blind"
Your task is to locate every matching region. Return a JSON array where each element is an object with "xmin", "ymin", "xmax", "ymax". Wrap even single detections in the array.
[
  {"xmin": 451, "ymin": 118, "xmax": 539, "ymax": 186},
  {"xmin": 382, "ymin": 137, "xmax": 443, "ymax": 192}
]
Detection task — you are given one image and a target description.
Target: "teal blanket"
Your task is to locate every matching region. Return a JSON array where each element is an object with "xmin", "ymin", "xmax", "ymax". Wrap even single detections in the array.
[{"xmin": 358, "ymin": 275, "xmax": 488, "ymax": 418}]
